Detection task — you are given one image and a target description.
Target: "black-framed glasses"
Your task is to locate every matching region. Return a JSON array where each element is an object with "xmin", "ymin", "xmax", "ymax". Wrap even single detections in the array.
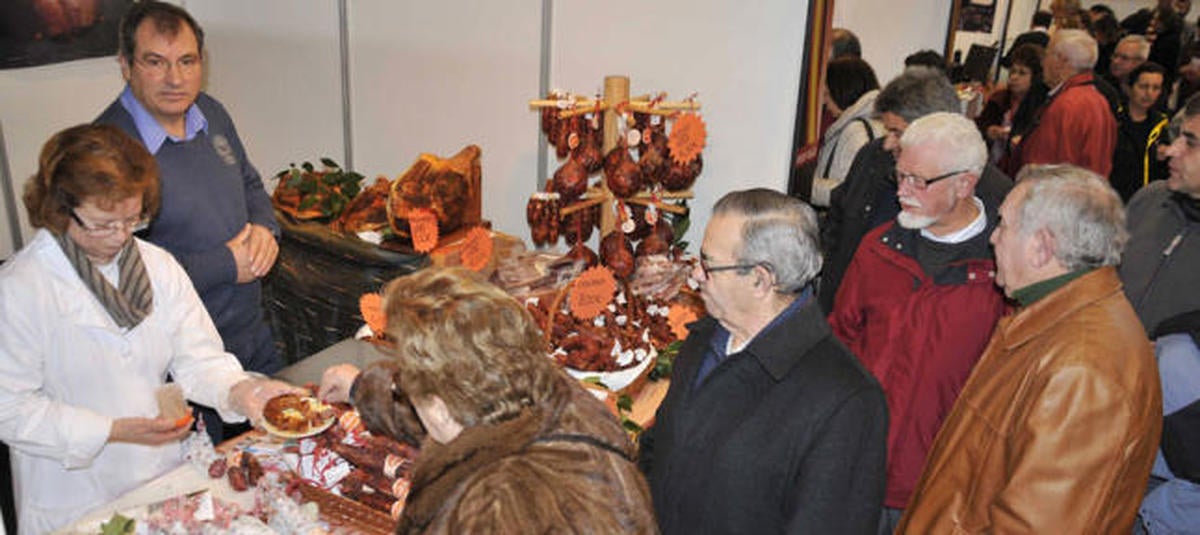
[
  {"xmin": 699, "ymin": 258, "xmax": 759, "ymax": 278},
  {"xmin": 894, "ymin": 168, "xmax": 970, "ymax": 190},
  {"xmin": 70, "ymin": 210, "xmax": 149, "ymax": 237}
]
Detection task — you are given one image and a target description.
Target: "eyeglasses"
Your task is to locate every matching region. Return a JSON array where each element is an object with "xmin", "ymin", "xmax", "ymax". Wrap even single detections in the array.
[
  {"xmin": 698, "ymin": 258, "xmax": 759, "ymax": 278},
  {"xmin": 70, "ymin": 210, "xmax": 149, "ymax": 236},
  {"xmin": 134, "ymin": 54, "xmax": 201, "ymax": 77},
  {"xmin": 894, "ymin": 168, "xmax": 969, "ymax": 190}
]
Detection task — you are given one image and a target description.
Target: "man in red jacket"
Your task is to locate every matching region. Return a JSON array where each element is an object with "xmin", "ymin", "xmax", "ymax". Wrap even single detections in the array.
[
  {"xmin": 829, "ymin": 112, "xmax": 1008, "ymax": 534},
  {"xmin": 1016, "ymin": 29, "xmax": 1118, "ymax": 178}
]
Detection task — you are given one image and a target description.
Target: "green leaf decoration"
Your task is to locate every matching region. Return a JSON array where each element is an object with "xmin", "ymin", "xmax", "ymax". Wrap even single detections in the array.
[
  {"xmin": 622, "ymin": 418, "xmax": 644, "ymax": 433},
  {"xmin": 301, "ymin": 161, "xmax": 315, "ymax": 173},
  {"xmin": 616, "ymin": 394, "xmax": 634, "ymax": 412},
  {"xmin": 320, "ymin": 157, "xmax": 340, "ymax": 169},
  {"xmin": 298, "ymin": 196, "xmax": 319, "ymax": 211},
  {"xmin": 297, "ymin": 179, "xmax": 318, "ymax": 195},
  {"xmin": 100, "ymin": 513, "xmax": 136, "ymax": 535}
]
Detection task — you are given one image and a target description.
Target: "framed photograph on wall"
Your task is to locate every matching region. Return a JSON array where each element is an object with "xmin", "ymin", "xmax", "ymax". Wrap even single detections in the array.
[
  {"xmin": 0, "ymin": 0, "xmax": 132, "ymax": 69},
  {"xmin": 958, "ymin": 0, "xmax": 997, "ymax": 34},
  {"xmin": 787, "ymin": 0, "xmax": 836, "ymax": 201}
]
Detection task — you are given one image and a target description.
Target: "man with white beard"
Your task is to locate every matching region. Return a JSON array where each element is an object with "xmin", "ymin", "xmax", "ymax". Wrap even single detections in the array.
[{"xmin": 828, "ymin": 112, "xmax": 1009, "ymax": 534}]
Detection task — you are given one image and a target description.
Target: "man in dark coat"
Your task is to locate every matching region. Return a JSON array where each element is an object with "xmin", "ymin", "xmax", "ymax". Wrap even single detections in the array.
[{"xmin": 640, "ymin": 188, "xmax": 888, "ymax": 534}]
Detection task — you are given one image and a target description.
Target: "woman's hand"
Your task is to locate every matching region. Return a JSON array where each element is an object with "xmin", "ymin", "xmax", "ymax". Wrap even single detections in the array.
[
  {"xmin": 229, "ymin": 377, "xmax": 306, "ymax": 425},
  {"xmin": 108, "ymin": 416, "xmax": 191, "ymax": 445},
  {"xmin": 318, "ymin": 364, "xmax": 362, "ymax": 404}
]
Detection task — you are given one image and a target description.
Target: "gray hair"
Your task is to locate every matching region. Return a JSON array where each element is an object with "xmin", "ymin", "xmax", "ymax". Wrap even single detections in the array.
[
  {"xmin": 899, "ymin": 112, "xmax": 987, "ymax": 176},
  {"xmin": 1116, "ymin": 34, "xmax": 1151, "ymax": 61},
  {"xmin": 1051, "ymin": 29, "xmax": 1099, "ymax": 71},
  {"xmin": 874, "ymin": 66, "xmax": 960, "ymax": 123},
  {"xmin": 1012, "ymin": 164, "xmax": 1127, "ymax": 270},
  {"xmin": 712, "ymin": 188, "xmax": 822, "ymax": 293}
]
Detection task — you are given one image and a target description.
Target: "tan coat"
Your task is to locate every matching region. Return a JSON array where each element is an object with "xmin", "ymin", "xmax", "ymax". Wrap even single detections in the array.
[
  {"xmin": 355, "ymin": 364, "xmax": 657, "ymax": 534},
  {"xmin": 898, "ymin": 267, "xmax": 1162, "ymax": 534}
]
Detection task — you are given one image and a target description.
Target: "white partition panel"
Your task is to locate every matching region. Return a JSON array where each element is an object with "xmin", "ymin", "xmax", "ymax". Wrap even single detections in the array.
[
  {"xmin": 0, "ymin": 58, "xmax": 124, "ymax": 258},
  {"xmin": 348, "ymin": 1, "xmax": 543, "ymax": 240},
  {"xmin": 834, "ymin": 0, "xmax": 954, "ymax": 85},
  {"xmin": 186, "ymin": 0, "xmax": 343, "ymax": 190},
  {"xmin": 553, "ymin": 0, "xmax": 808, "ymax": 245}
]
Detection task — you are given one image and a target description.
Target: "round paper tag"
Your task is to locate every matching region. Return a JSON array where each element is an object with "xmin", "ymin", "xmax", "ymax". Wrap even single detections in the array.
[
  {"xmin": 359, "ymin": 293, "xmax": 386, "ymax": 335},
  {"xmin": 569, "ymin": 266, "xmax": 617, "ymax": 320},
  {"xmin": 626, "ymin": 129, "xmax": 642, "ymax": 147},
  {"xmin": 461, "ymin": 227, "xmax": 493, "ymax": 272},
  {"xmin": 410, "ymin": 208, "xmax": 439, "ymax": 253},
  {"xmin": 568, "ymin": 132, "xmax": 580, "ymax": 150},
  {"xmin": 668, "ymin": 112, "xmax": 707, "ymax": 165},
  {"xmin": 668, "ymin": 304, "xmax": 700, "ymax": 340}
]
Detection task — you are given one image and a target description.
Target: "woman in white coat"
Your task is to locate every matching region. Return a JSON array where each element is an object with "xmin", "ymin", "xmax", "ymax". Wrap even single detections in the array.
[
  {"xmin": 0, "ymin": 124, "xmax": 298, "ymax": 534},
  {"xmin": 811, "ymin": 57, "xmax": 882, "ymax": 207}
]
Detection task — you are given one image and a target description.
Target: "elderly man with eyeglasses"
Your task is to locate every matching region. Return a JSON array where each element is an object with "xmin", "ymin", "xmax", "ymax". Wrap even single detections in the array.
[
  {"xmin": 828, "ymin": 112, "xmax": 1008, "ymax": 535},
  {"xmin": 94, "ymin": 2, "xmax": 281, "ymax": 443},
  {"xmin": 639, "ymin": 188, "xmax": 887, "ymax": 534}
]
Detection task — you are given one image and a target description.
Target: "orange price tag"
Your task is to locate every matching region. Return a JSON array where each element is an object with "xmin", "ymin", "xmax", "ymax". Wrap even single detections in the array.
[
  {"xmin": 461, "ymin": 227, "xmax": 493, "ymax": 271},
  {"xmin": 410, "ymin": 208, "xmax": 439, "ymax": 253},
  {"xmin": 667, "ymin": 304, "xmax": 700, "ymax": 341},
  {"xmin": 568, "ymin": 266, "xmax": 617, "ymax": 320},
  {"xmin": 360, "ymin": 293, "xmax": 386, "ymax": 335},
  {"xmin": 668, "ymin": 112, "xmax": 707, "ymax": 165}
]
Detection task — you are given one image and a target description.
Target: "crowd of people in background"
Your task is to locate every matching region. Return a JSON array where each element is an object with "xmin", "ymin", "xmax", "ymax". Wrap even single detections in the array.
[{"xmin": 802, "ymin": 3, "xmax": 1200, "ymax": 532}]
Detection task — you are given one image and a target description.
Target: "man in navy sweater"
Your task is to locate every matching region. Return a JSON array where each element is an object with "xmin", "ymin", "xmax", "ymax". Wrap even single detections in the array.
[{"xmin": 96, "ymin": 3, "xmax": 281, "ymax": 398}]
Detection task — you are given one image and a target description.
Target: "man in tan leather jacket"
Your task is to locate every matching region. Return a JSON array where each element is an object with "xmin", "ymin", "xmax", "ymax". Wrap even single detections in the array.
[{"xmin": 898, "ymin": 164, "xmax": 1162, "ymax": 534}]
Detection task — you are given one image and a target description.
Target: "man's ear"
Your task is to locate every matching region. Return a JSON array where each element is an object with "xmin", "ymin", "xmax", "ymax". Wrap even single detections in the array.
[
  {"xmin": 119, "ymin": 55, "xmax": 132, "ymax": 82},
  {"xmin": 752, "ymin": 264, "xmax": 774, "ymax": 294},
  {"xmin": 956, "ymin": 172, "xmax": 981, "ymax": 200},
  {"xmin": 1030, "ymin": 228, "xmax": 1058, "ymax": 268}
]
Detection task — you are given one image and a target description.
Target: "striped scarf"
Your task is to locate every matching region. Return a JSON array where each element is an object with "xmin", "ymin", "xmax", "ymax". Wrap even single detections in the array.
[{"xmin": 54, "ymin": 233, "xmax": 153, "ymax": 329}]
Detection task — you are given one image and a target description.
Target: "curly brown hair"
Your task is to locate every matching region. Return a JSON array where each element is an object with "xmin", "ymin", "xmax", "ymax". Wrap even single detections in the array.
[
  {"xmin": 23, "ymin": 124, "xmax": 160, "ymax": 233},
  {"xmin": 381, "ymin": 267, "xmax": 563, "ymax": 427}
]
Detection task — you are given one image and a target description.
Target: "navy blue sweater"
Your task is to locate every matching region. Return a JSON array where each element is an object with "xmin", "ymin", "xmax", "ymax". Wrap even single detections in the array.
[{"xmin": 97, "ymin": 92, "xmax": 282, "ymax": 374}]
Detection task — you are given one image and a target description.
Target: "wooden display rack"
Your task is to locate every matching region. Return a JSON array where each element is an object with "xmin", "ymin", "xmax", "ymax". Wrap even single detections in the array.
[{"xmin": 529, "ymin": 75, "xmax": 700, "ymax": 237}]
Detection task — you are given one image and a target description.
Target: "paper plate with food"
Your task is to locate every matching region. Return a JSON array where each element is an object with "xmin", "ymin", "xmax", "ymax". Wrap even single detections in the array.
[{"xmin": 260, "ymin": 393, "xmax": 337, "ymax": 439}]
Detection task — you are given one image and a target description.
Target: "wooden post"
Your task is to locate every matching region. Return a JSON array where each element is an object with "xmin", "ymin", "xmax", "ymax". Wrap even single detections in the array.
[{"xmin": 599, "ymin": 75, "xmax": 630, "ymax": 237}]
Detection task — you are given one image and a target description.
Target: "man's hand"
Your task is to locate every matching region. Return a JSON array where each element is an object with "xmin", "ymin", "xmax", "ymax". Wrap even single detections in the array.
[
  {"xmin": 229, "ymin": 377, "xmax": 306, "ymax": 425},
  {"xmin": 226, "ymin": 224, "xmax": 256, "ymax": 283},
  {"xmin": 318, "ymin": 364, "xmax": 362, "ymax": 404},
  {"xmin": 109, "ymin": 416, "xmax": 192, "ymax": 445},
  {"xmin": 245, "ymin": 224, "xmax": 279, "ymax": 278}
]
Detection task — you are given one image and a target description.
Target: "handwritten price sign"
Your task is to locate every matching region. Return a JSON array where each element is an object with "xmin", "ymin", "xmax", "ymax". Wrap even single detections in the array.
[
  {"xmin": 410, "ymin": 208, "xmax": 439, "ymax": 253},
  {"xmin": 569, "ymin": 266, "xmax": 617, "ymax": 320},
  {"xmin": 461, "ymin": 227, "xmax": 493, "ymax": 271}
]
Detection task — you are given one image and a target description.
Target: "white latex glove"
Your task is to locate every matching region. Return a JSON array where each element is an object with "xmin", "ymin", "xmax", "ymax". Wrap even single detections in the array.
[{"xmin": 228, "ymin": 377, "xmax": 306, "ymax": 425}]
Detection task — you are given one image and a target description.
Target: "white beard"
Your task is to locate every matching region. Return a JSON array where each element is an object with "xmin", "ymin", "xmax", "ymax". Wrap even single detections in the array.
[
  {"xmin": 897, "ymin": 195, "xmax": 935, "ymax": 229},
  {"xmin": 897, "ymin": 210, "xmax": 936, "ymax": 229}
]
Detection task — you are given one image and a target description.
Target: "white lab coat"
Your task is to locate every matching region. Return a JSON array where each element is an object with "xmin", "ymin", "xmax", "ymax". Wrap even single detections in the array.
[{"xmin": 0, "ymin": 230, "xmax": 251, "ymax": 534}]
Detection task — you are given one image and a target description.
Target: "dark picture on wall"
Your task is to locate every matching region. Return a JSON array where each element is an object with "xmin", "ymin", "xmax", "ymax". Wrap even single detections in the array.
[
  {"xmin": 0, "ymin": 0, "xmax": 132, "ymax": 70},
  {"xmin": 958, "ymin": 0, "xmax": 996, "ymax": 34}
]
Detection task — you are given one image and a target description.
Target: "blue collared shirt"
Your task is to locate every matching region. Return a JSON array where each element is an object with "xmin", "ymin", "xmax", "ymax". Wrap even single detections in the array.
[
  {"xmin": 692, "ymin": 287, "xmax": 813, "ymax": 389},
  {"xmin": 118, "ymin": 85, "xmax": 208, "ymax": 154}
]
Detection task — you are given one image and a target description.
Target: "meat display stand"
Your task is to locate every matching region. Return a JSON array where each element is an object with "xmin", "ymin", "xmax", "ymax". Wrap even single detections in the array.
[
  {"xmin": 262, "ymin": 210, "xmax": 428, "ymax": 365},
  {"xmin": 529, "ymin": 75, "xmax": 699, "ymax": 237}
]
